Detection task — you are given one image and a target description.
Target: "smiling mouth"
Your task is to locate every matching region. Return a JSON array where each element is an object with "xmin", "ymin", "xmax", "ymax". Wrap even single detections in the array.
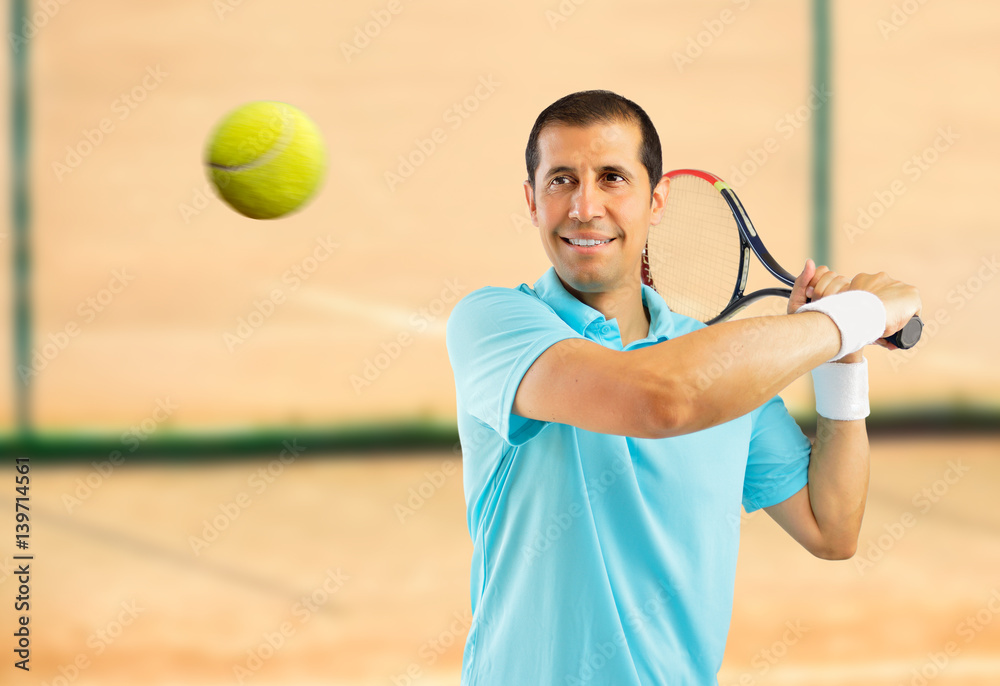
[{"xmin": 563, "ymin": 237, "xmax": 614, "ymax": 247}]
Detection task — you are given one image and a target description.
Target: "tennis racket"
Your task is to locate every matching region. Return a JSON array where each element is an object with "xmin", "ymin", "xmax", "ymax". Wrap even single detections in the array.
[{"xmin": 642, "ymin": 169, "xmax": 923, "ymax": 349}]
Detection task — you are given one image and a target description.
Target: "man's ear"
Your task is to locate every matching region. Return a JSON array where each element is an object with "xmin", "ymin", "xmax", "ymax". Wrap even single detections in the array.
[
  {"xmin": 649, "ymin": 173, "xmax": 670, "ymax": 225},
  {"xmin": 523, "ymin": 180, "xmax": 539, "ymax": 226}
]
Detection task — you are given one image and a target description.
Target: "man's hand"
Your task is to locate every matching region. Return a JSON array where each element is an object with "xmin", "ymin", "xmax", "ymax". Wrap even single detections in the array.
[
  {"xmin": 847, "ymin": 271, "xmax": 922, "ymax": 349},
  {"xmin": 789, "ymin": 260, "xmax": 858, "ymax": 362},
  {"xmin": 789, "ymin": 259, "xmax": 922, "ymax": 351},
  {"xmin": 788, "ymin": 259, "xmax": 852, "ymax": 313}
]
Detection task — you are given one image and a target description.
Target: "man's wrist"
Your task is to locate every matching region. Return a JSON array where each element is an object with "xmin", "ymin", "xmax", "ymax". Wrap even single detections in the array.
[
  {"xmin": 833, "ymin": 351, "xmax": 864, "ymax": 365},
  {"xmin": 811, "ymin": 358, "xmax": 870, "ymax": 421},
  {"xmin": 797, "ymin": 291, "xmax": 886, "ymax": 361}
]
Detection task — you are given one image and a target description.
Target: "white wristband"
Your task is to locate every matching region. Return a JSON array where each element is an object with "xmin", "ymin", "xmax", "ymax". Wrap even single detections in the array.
[
  {"xmin": 798, "ymin": 291, "xmax": 886, "ymax": 361},
  {"xmin": 811, "ymin": 358, "xmax": 870, "ymax": 421}
]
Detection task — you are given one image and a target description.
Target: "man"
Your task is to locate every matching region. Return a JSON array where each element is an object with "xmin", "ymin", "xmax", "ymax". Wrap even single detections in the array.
[{"xmin": 446, "ymin": 90, "xmax": 920, "ymax": 685}]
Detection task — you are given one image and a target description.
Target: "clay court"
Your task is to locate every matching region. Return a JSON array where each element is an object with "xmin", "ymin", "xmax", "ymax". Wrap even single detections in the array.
[
  {"xmin": 1, "ymin": 1, "xmax": 998, "ymax": 684},
  {"xmin": 13, "ymin": 435, "xmax": 1000, "ymax": 686}
]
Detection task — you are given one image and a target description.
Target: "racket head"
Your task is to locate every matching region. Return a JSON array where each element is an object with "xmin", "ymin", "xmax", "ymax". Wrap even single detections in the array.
[
  {"xmin": 643, "ymin": 169, "xmax": 797, "ymax": 323},
  {"xmin": 643, "ymin": 169, "xmax": 750, "ymax": 322}
]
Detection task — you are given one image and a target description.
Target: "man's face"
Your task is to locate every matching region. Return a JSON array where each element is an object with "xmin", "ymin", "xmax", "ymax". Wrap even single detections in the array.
[{"xmin": 525, "ymin": 121, "xmax": 668, "ymax": 300}]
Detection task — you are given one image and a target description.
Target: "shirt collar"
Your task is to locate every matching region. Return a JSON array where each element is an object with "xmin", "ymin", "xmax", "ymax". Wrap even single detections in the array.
[
  {"xmin": 531, "ymin": 267, "xmax": 686, "ymax": 344},
  {"xmin": 532, "ymin": 267, "xmax": 605, "ymax": 334},
  {"xmin": 641, "ymin": 282, "xmax": 680, "ymax": 342}
]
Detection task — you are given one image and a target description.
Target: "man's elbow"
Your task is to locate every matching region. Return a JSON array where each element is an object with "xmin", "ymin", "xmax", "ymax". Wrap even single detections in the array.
[
  {"xmin": 640, "ymin": 377, "xmax": 699, "ymax": 439},
  {"xmin": 810, "ymin": 538, "xmax": 858, "ymax": 561}
]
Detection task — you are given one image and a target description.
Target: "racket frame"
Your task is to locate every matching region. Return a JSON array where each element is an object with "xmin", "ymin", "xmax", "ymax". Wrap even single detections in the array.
[{"xmin": 642, "ymin": 168, "xmax": 923, "ymax": 349}]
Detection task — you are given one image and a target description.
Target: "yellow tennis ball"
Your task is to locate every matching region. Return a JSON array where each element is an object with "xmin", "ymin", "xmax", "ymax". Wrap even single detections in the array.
[{"xmin": 205, "ymin": 101, "xmax": 326, "ymax": 219}]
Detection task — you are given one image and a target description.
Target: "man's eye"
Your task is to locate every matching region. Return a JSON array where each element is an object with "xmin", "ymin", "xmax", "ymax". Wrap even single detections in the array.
[
  {"xmin": 550, "ymin": 176, "xmax": 571, "ymax": 186},
  {"xmin": 605, "ymin": 173, "xmax": 625, "ymax": 183}
]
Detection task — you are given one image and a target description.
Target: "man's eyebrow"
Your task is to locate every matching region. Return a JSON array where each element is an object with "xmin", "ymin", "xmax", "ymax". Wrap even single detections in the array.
[
  {"xmin": 543, "ymin": 165, "xmax": 576, "ymax": 179},
  {"xmin": 598, "ymin": 164, "xmax": 633, "ymax": 179}
]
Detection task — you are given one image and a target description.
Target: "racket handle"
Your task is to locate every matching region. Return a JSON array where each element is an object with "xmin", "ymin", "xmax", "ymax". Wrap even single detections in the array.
[{"xmin": 885, "ymin": 315, "xmax": 923, "ymax": 350}]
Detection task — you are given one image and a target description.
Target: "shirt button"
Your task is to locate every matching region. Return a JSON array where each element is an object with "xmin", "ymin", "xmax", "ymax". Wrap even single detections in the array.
[{"xmin": 601, "ymin": 325, "xmax": 611, "ymax": 335}]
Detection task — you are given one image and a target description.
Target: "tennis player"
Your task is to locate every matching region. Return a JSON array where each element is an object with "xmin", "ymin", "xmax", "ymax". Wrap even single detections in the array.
[{"xmin": 446, "ymin": 90, "xmax": 921, "ymax": 685}]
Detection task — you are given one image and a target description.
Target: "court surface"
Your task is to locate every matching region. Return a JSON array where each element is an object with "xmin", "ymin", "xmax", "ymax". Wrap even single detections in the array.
[{"xmin": 4, "ymin": 434, "xmax": 997, "ymax": 686}]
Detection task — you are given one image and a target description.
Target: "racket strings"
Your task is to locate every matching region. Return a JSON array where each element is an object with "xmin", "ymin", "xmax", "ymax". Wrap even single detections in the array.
[{"xmin": 646, "ymin": 174, "xmax": 743, "ymax": 322}]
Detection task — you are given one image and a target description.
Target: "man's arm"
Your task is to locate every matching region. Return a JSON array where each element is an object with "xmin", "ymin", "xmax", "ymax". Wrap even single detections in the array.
[
  {"xmin": 513, "ymin": 311, "xmax": 843, "ymax": 438},
  {"xmin": 515, "ymin": 265, "xmax": 919, "ymax": 439},
  {"xmin": 763, "ymin": 263, "xmax": 882, "ymax": 560},
  {"xmin": 763, "ymin": 413, "xmax": 869, "ymax": 560}
]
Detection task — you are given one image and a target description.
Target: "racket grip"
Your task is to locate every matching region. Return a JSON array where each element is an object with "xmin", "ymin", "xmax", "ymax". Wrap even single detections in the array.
[{"xmin": 885, "ymin": 315, "xmax": 923, "ymax": 350}]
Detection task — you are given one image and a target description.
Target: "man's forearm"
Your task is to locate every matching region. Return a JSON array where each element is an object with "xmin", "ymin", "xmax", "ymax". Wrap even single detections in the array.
[
  {"xmin": 640, "ymin": 311, "xmax": 842, "ymax": 437},
  {"xmin": 806, "ymin": 413, "xmax": 871, "ymax": 557},
  {"xmin": 803, "ymin": 348, "xmax": 872, "ymax": 556}
]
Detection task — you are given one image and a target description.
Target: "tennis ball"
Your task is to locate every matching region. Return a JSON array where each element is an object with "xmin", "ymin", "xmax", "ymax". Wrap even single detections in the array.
[{"xmin": 205, "ymin": 101, "xmax": 326, "ymax": 219}]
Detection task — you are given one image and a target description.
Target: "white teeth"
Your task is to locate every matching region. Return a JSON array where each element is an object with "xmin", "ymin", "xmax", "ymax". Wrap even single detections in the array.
[{"xmin": 567, "ymin": 238, "xmax": 611, "ymax": 247}]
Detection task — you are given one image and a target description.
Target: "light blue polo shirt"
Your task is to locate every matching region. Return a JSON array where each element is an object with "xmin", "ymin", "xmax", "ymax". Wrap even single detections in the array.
[{"xmin": 446, "ymin": 267, "xmax": 811, "ymax": 685}]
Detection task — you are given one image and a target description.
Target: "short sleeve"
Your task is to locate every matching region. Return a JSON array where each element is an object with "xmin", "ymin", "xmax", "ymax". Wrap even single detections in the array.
[
  {"xmin": 446, "ymin": 286, "xmax": 584, "ymax": 445},
  {"xmin": 741, "ymin": 395, "xmax": 812, "ymax": 512}
]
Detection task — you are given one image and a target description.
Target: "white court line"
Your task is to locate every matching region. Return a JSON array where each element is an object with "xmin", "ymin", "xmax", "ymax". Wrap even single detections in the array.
[
  {"xmin": 296, "ymin": 287, "xmax": 448, "ymax": 336},
  {"xmin": 719, "ymin": 655, "xmax": 1000, "ymax": 684}
]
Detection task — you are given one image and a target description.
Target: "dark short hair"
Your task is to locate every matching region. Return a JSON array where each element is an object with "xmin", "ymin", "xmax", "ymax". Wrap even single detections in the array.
[{"xmin": 525, "ymin": 90, "xmax": 662, "ymax": 196}]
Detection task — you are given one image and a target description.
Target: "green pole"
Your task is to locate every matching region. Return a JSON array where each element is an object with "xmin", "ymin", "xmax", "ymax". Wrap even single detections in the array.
[
  {"xmin": 11, "ymin": 0, "xmax": 32, "ymax": 436},
  {"xmin": 812, "ymin": 0, "xmax": 831, "ymax": 267}
]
